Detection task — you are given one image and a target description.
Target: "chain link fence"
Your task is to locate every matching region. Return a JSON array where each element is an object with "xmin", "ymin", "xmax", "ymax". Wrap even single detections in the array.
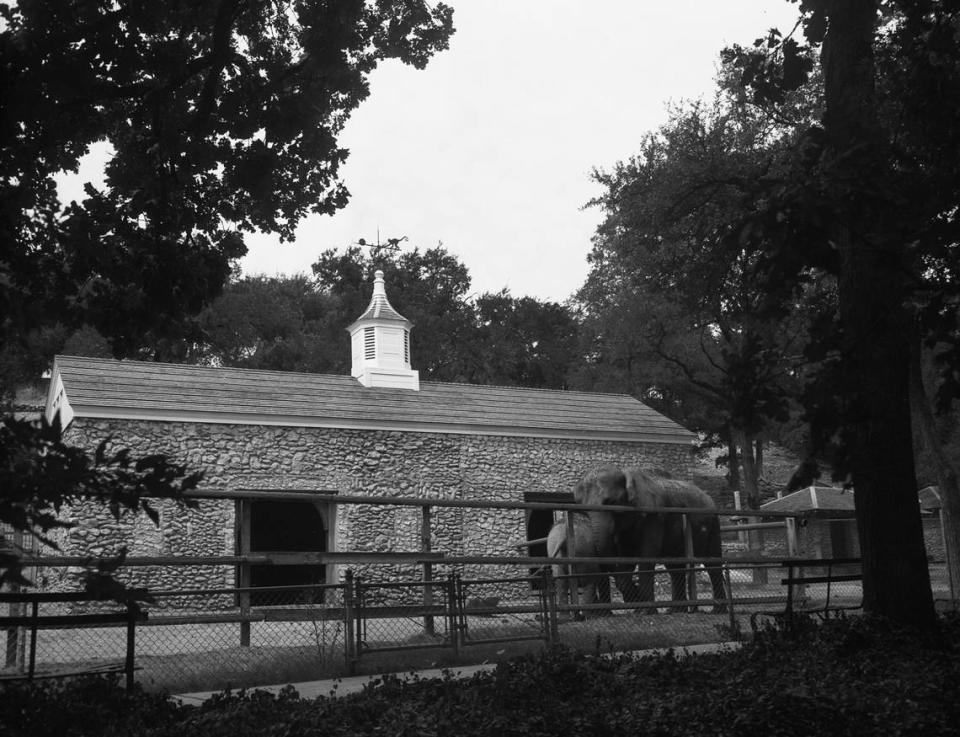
[{"xmin": 1, "ymin": 551, "xmax": 891, "ymax": 694}]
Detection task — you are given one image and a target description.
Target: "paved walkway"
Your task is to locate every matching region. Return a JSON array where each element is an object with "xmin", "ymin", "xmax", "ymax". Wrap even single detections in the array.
[{"xmin": 174, "ymin": 641, "xmax": 739, "ymax": 704}]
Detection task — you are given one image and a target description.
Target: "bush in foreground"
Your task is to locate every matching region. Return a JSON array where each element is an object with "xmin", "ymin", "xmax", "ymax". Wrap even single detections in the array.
[{"xmin": 3, "ymin": 615, "xmax": 959, "ymax": 737}]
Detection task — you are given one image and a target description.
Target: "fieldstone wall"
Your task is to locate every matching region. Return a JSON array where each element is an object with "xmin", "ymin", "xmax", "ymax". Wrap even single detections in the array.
[{"xmin": 53, "ymin": 418, "xmax": 694, "ymax": 603}]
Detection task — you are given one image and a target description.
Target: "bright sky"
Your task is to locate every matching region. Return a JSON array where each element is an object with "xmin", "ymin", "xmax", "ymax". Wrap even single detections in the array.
[{"xmin": 61, "ymin": 1, "xmax": 801, "ymax": 304}]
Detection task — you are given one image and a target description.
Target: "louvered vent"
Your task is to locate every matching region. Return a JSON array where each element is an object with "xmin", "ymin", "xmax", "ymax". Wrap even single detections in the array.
[
  {"xmin": 364, "ymin": 327, "xmax": 376, "ymax": 359},
  {"xmin": 404, "ymin": 331, "xmax": 410, "ymax": 363}
]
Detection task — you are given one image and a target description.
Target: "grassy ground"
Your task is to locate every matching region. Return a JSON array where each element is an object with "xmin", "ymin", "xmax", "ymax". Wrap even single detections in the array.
[{"xmin": 135, "ymin": 609, "xmax": 735, "ymax": 693}]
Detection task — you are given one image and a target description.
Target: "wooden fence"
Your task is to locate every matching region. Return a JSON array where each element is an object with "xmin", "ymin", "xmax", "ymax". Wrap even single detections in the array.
[{"xmin": 1, "ymin": 492, "xmax": 816, "ymax": 680}]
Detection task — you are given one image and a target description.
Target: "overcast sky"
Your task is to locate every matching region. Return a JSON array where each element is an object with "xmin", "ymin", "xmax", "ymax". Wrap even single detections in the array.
[{"xmin": 62, "ymin": 1, "xmax": 802, "ymax": 304}]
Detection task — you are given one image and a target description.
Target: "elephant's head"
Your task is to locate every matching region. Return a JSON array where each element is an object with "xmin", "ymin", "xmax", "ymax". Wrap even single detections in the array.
[
  {"xmin": 573, "ymin": 465, "xmax": 629, "ymax": 506},
  {"xmin": 574, "ymin": 466, "xmax": 667, "ymax": 509},
  {"xmin": 573, "ymin": 466, "xmax": 670, "ymax": 556}
]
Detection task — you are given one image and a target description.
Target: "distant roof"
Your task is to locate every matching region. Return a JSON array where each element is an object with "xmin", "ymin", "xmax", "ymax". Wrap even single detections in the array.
[
  {"xmin": 760, "ymin": 486, "xmax": 856, "ymax": 518},
  {"xmin": 46, "ymin": 355, "xmax": 695, "ymax": 444}
]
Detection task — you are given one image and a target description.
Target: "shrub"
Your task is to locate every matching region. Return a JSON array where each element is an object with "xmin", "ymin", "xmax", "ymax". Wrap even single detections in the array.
[{"xmin": 3, "ymin": 615, "xmax": 960, "ymax": 736}]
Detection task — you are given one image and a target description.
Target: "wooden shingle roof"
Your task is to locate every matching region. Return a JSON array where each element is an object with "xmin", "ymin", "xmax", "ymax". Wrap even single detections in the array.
[{"xmin": 47, "ymin": 355, "xmax": 694, "ymax": 444}]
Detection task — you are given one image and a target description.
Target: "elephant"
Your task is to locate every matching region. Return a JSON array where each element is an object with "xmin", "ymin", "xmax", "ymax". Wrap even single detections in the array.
[
  {"xmin": 573, "ymin": 465, "xmax": 727, "ymax": 614},
  {"xmin": 545, "ymin": 512, "xmax": 612, "ymax": 619}
]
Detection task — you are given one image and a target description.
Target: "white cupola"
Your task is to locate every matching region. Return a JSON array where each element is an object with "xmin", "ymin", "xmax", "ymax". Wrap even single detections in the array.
[{"xmin": 347, "ymin": 270, "xmax": 420, "ymax": 390}]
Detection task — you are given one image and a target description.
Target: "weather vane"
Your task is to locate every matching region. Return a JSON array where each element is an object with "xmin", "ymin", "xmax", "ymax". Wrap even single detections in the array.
[{"xmin": 355, "ymin": 228, "xmax": 408, "ymax": 253}]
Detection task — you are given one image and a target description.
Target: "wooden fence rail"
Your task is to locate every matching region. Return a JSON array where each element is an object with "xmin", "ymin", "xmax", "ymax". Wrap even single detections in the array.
[{"xmin": 0, "ymin": 592, "xmax": 144, "ymax": 687}]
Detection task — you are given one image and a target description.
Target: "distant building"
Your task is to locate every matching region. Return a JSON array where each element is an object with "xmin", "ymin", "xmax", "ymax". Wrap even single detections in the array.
[
  {"xmin": 761, "ymin": 486, "xmax": 859, "ymax": 560},
  {"xmin": 761, "ymin": 486, "xmax": 946, "ymax": 578},
  {"xmin": 44, "ymin": 271, "xmax": 696, "ymax": 599}
]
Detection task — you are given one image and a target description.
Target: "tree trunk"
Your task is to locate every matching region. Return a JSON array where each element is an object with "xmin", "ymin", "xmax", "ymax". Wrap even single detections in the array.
[
  {"xmin": 755, "ymin": 438, "xmax": 764, "ymax": 482},
  {"xmin": 732, "ymin": 428, "xmax": 761, "ymax": 510},
  {"xmin": 909, "ymin": 331, "xmax": 960, "ymax": 602},
  {"xmin": 823, "ymin": 0, "xmax": 936, "ymax": 629},
  {"xmin": 726, "ymin": 433, "xmax": 740, "ymax": 491},
  {"xmin": 732, "ymin": 427, "xmax": 767, "ymax": 583}
]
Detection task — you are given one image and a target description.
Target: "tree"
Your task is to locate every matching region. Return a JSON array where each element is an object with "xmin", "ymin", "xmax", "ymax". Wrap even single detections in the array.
[
  {"xmin": 309, "ymin": 245, "xmax": 582, "ymax": 388},
  {"xmin": 311, "ymin": 245, "xmax": 478, "ymax": 380},
  {"xmin": 471, "ymin": 290, "xmax": 579, "ymax": 389},
  {"xmin": 722, "ymin": 0, "xmax": 960, "ymax": 628},
  {"xmin": 577, "ymin": 93, "xmax": 814, "ymax": 508},
  {"xmin": 0, "ymin": 0, "xmax": 454, "ymax": 396},
  {"xmin": 0, "ymin": 1, "xmax": 453, "ymax": 589},
  {"xmin": 0, "ymin": 415, "xmax": 200, "ymax": 592},
  {"xmin": 188, "ymin": 274, "xmax": 339, "ymax": 373}
]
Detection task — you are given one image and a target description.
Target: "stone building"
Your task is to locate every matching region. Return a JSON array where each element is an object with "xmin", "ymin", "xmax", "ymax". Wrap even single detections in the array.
[{"xmin": 43, "ymin": 271, "xmax": 695, "ymax": 600}]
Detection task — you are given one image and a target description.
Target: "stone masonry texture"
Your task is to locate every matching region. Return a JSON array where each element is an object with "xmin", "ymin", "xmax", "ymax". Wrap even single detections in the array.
[{"xmin": 50, "ymin": 419, "xmax": 695, "ymax": 605}]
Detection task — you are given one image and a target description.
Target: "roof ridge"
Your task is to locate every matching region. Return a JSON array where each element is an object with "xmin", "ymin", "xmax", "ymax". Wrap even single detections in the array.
[
  {"xmin": 419, "ymin": 378, "xmax": 637, "ymax": 399},
  {"xmin": 55, "ymin": 355, "xmax": 354, "ymax": 383},
  {"xmin": 56, "ymin": 355, "xmax": 641, "ymax": 401}
]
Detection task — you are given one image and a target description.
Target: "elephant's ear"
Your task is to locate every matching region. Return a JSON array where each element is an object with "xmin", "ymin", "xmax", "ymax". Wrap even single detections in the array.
[
  {"xmin": 574, "ymin": 466, "xmax": 626, "ymax": 504},
  {"xmin": 663, "ymin": 479, "xmax": 716, "ymax": 509},
  {"xmin": 624, "ymin": 467, "xmax": 662, "ymax": 508}
]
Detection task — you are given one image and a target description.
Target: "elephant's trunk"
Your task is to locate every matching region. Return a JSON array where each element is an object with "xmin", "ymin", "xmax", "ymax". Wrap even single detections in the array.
[{"xmin": 586, "ymin": 510, "xmax": 641, "ymax": 603}]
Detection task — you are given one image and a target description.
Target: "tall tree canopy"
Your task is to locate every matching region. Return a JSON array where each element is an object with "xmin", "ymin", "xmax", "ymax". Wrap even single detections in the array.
[
  {"xmin": 311, "ymin": 245, "xmax": 477, "ymax": 379},
  {"xmin": 578, "ymin": 89, "xmax": 818, "ymax": 507},
  {"xmin": 0, "ymin": 0, "xmax": 454, "ymax": 398},
  {"xmin": 720, "ymin": 0, "xmax": 960, "ymax": 628},
  {"xmin": 0, "ymin": 0, "xmax": 453, "ymax": 588},
  {"xmin": 187, "ymin": 245, "xmax": 581, "ymax": 390},
  {"xmin": 582, "ymin": 1, "xmax": 960, "ymax": 626},
  {"xmin": 311, "ymin": 245, "xmax": 580, "ymax": 387}
]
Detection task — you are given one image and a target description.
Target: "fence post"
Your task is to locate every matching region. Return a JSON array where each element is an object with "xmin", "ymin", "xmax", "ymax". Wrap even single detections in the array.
[
  {"xmin": 4, "ymin": 596, "xmax": 21, "ymax": 669},
  {"xmin": 28, "ymin": 600, "xmax": 38, "ymax": 681},
  {"xmin": 564, "ymin": 511, "xmax": 577, "ymax": 609},
  {"xmin": 749, "ymin": 513, "xmax": 768, "ymax": 585},
  {"xmin": 238, "ymin": 499, "xmax": 251, "ymax": 647},
  {"xmin": 682, "ymin": 513, "xmax": 697, "ymax": 610},
  {"xmin": 733, "ymin": 491, "xmax": 746, "ymax": 545},
  {"xmin": 4, "ymin": 529, "xmax": 22, "ymax": 669},
  {"xmin": 421, "ymin": 505, "xmax": 435, "ymax": 636},
  {"xmin": 723, "ymin": 565, "xmax": 739, "ymax": 639},
  {"xmin": 785, "ymin": 517, "xmax": 798, "ymax": 557},
  {"xmin": 125, "ymin": 601, "xmax": 138, "ymax": 690},
  {"xmin": 543, "ymin": 567, "xmax": 559, "ymax": 648},
  {"xmin": 343, "ymin": 570, "xmax": 356, "ymax": 674},
  {"xmin": 447, "ymin": 575, "xmax": 461, "ymax": 657}
]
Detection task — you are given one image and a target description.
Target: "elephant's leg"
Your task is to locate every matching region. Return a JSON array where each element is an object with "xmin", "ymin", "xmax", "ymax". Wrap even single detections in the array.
[
  {"xmin": 595, "ymin": 573, "xmax": 611, "ymax": 604},
  {"xmin": 577, "ymin": 568, "xmax": 611, "ymax": 618},
  {"xmin": 610, "ymin": 564, "xmax": 640, "ymax": 604},
  {"xmin": 690, "ymin": 514, "xmax": 727, "ymax": 614},
  {"xmin": 635, "ymin": 562, "xmax": 658, "ymax": 613},
  {"xmin": 577, "ymin": 571, "xmax": 598, "ymax": 620},
  {"xmin": 706, "ymin": 564, "xmax": 727, "ymax": 614},
  {"xmin": 665, "ymin": 564, "xmax": 691, "ymax": 613},
  {"xmin": 552, "ymin": 564, "xmax": 575, "ymax": 618}
]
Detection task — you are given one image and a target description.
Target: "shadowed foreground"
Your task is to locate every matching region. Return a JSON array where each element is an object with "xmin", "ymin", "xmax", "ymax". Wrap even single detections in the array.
[{"xmin": 3, "ymin": 615, "xmax": 960, "ymax": 737}]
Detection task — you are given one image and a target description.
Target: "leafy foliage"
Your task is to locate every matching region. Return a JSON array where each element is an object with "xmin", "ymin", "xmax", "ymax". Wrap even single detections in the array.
[
  {"xmin": 0, "ymin": 415, "xmax": 200, "ymax": 590},
  {"xmin": 189, "ymin": 245, "xmax": 580, "ymax": 389},
  {"xmin": 576, "ymin": 86, "xmax": 820, "ymax": 501},
  {"xmin": 4, "ymin": 617, "xmax": 960, "ymax": 736},
  {"xmin": 0, "ymin": 0, "xmax": 454, "ymax": 395},
  {"xmin": 720, "ymin": 1, "xmax": 960, "ymax": 627}
]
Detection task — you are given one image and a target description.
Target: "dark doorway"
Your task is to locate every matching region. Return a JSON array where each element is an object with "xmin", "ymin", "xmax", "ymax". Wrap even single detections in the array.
[
  {"xmin": 249, "ymin": 500, "xmax": 327, "ymax": 606},
  {"xmin": 829, "ymin": 519, "xmax": 858, "ymax": 559}
]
